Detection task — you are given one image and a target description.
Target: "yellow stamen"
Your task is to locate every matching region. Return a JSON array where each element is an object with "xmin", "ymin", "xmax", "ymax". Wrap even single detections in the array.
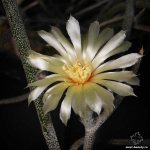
[{"xmin": 62, "ymin": 60, "xmax": 92, "ymax": 84}]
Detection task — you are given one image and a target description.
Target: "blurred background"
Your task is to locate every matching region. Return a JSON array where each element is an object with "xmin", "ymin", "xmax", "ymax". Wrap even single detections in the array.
[{"xmin": 0, "ymin": 0, "xmax": 150, "ymax": 150}]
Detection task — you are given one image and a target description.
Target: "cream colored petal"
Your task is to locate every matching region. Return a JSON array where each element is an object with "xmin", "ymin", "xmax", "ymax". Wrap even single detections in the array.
[
  {"xmin": 52, "ymin": 54, "xmax": 68, "ymax": 64},
  {"xmin": 92, "ymin": 41, "xmax": 131, "ymax": 69},
  {"xmin": 126, "ymin": 76, "xmax": 140, "ymax": 85},
  {"xmin": 51, "ymin": 27, "xmax": 75, "ymax": 58},
  {"xmin": 28, "ymin": 55, "xmax": 65, "ymax": 75},
  {"xmin": 87, "ymin": 28, "xmax": 114, "ymax": 61},
  {"xmin": 93, "ymin": 71, "xmax": 136, "ymax": 82},
  {"xmin": 71, "ymin": 85, "xmax": 87, "ymax": 118},
  {"xmin": 43, "ymin": 83, "xmax": 69, "ymax": 114},
  {"xmin": 43, "ymin": 94, "xmax": 62, "ymax": 115},
  {"xmin": 28, "ymin": 54, "xmax": 51, "ymax": 71},
  {"xmin": 60, "ymin": 86, "xmax": 74, "ymax": 125},
  {"xmin": 94, "ymin": 28, "xmax": 114, "ymax": 53},
  {"xmin": 107, "ymin": 41, "xmax": 131, "ymax": 58},
  {"xmin": 83, "ymin": 83, "xmax": 102, "ymax": 114},
  {"xmin": 98, "ymin": 80, "xmax": 135, "ymax": 96},
  {"xmin": 86, "ymin": 21, "xmax": 100, "ymax": 60},
  {"xmin": 38, "ymin": 30, "xmax": 69, "ymax": 60},
  {"xmin": 28, "ymin": 50, "xmax": 66, "ymax": 75},
  {"xmin": 28, "ymin": 74, "xmax": 65, "ymax": 87},
  {"xmin": 82, "ymin": 34, "xmax": 91, "ymax": 63},
  {"xmin": 98, "ymin": 30, "xmax": 126, "ymax": 56},
  {"xmin": 66, "ymin": 16, "xmax": 81, "ymax": 58},
  {"xmin": 42, "ymin": 82, "xmax": 69, "ymax": 102},
  {"xmin": 95, "ymin": 53, "xmax": 142, "ymax": 74},
  {"xmin": 91, "ymin": 83, "xmax": 114, "ymax": 114},
  {"xmin": 28, "ymin": 86, "xmax": 48, "ymax": 104},
  {"xmin": 93, "ymin": 30, "xmax": 126, "ymax": 68},
  {"xmin": 29, "ymin": 50, "xmax": 65, "ymax": 65}
]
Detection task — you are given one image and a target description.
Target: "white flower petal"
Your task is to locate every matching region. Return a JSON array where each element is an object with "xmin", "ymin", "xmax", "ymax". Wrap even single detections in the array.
[
  {"xmin": 71, "ymin": 85, "xmax": 87, "ymax": 118},
  {"xmin": 60, "ymin": 86, "xmax": 74, "ymax": 125},
  {"xmin": 43, "ymin": 83, "xmax": 69, "ymax": 114},
  {"xmin": 66, "ymin": 16, "xmax": 81, "ymax": 58},
  {"xmin": 29, "ymin": 50, "xmax": 64, "ymax": 65},
  {"xmin": 107, "ymin": 41, "xmax": 131, "ymax": 58},
  {"xmin": 92, "ymin": 41, "xmax": 131, "ymax": 69},
  {"xmin": 43, "ymin": 94, "xmax": 62, "ymax": 115},
  {"xmin": 95, "ymin": 53, "xmax": 142, "ymax": 74},
  {"xmin": 126, "ymin": 76, "xmax": 140, "ymax": 85},
  {"xmin": 86, "ymin": 21, "xmax": 100, "ymax": 60},
  {"xmin": 98, "ymin": 30, "xmax": 126, "ymax": 56},
  {"xmin": 28, "ymin": 54, "xmax": 50, "ymax": 71},
  {"xmin": 82, "ymin": 34, "xmax": 91, "ymax": 62},
  {"xmin": 28, "ymin": 74, "xmax": 64, "ymax": 87},
  {"xmin": 42, "ymin": 82, "xmax": 69, "ymax": 102},
  {"xmin": 52, "ymin": 54, "xmax": 68, "ymax": 64},
  {"xmin": 86, "ymin": 28, "xmax": 114, "ymax": 61},
  {"xmin": 51, "ymin": 27, "xmax": 75, "ymax": 58},
  {"xmin": 93, "ymin": 71, "xmax": 136, "ymax": 82},
  {"xmin": 28, "ymin": 86, "xmax": 48, "ymax": 104},
  {"xmin": 98, "ymin": 80, "xmax": 135, "ymax": 96},
  {"xmin": 91, "ymin": 83, "xmax": 114, "ymax": 114},
  {"xmin": 38, "ymin": 30, "xmax": 69, "ymax": 60},
  {"xmin": 93, "ymin": 30, "xmax": 126, "ymax": 68},
  {"xmin": 28, "ymin": 50, "xmax": 66, "ymax": 75},
  {"xmin": 83, "ymin": 83, "xmax": 102, "ymax": 114},
  {"xmin": 94, "ymin": 28, "xmax": 114, "ymax": 53}
]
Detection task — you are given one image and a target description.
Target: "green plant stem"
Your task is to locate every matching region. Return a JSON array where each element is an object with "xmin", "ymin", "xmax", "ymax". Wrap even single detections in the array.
[{"xmin": 1, "ymin": 0, "xmax": 60, "ymax": 149}]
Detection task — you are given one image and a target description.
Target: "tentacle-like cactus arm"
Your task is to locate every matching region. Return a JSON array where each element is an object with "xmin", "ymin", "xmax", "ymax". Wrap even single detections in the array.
[{"xmin": 1, "ymin": 0, "xmax": 60, "ymax": 149}]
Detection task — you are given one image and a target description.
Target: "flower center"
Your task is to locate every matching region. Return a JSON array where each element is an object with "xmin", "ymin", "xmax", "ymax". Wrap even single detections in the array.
[{"xmin": 63, "ymin": 60, "xmax": 92, "ymax": 84}]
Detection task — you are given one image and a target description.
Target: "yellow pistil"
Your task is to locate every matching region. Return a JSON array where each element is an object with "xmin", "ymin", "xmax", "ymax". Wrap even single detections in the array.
[{"xmin": 62, "ymin": 60, "xmax": 92, "ymax": 85}]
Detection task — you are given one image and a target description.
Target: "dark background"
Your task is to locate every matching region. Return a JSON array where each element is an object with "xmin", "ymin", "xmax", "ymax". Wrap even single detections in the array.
[{"xmin": 0, "ymin": 0, "xmax": 150, "ymax": 150}]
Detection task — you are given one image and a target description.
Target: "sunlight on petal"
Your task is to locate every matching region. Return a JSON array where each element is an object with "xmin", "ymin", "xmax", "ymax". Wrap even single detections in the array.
[
  {"xmin": 98, "ymin": 80, "xmax": 136, "ymax": 96},
  {"xmin": 42, "ymin": 82, "xmax": 69, "ymax": 103},
  {"xmin": 51, "ymin": 27, "xmax": 75, "ymax": 58},
  {"xmin": 60, "ymin": 86, "xmax": 75, "ymax": 125},
  {"xmin": 93, "ymin": 30, "xmax": 126, "ymax": 68},
  {"xmin": 43, "ymin": 83, "xmax": 70, "ymax": 114},
  {"xmin": 28, "ymin": 74, "xmax": 65, "ymax": 87},
  {"xmin": 94, "ymin": 28, "xmax": 114, "ymax": 53},
  {"xmin": 28, "ymin": 86, "xmax": 48, "ymax": 104},
  {"xmin": 126, "ymin": 76, "xmax": 140, "ymax": 86},
  {"xmin": 107, "ymin": 41, "xmax": 131, "ymax": 58},
  {"xmin": 43, "ymin": 94, "xmax": 62, "ymax": 115},
  {"xmin": 93, "ymin": 71, "xmax": 136, "ymax": 82},
  {"xmin": 95, "ymin": 53, "xmax": 142, "ymax": 74},
  {"xmin": 91, "ymin": 83, "xmax": 114, "ymax": 114},
  {"xmin": 83, "ymin": 83, "xmax": 102, "ymax": 114},
  {"xmin": 86, "ymin": 21, "xmax": 100, "ymax": 60},
  {"xmin": 72, "ymin": 85, "xmax": 87, "ymax": 118},
  {"xmin": 28, "ymin": 50, "xmax": 66, "ymax": 75},
  {"xmin": 66, "ymin": 16, "xmax": 82, "ymax": 58},
  {"xmin": 38, "ymin": 30, "xmax": 70, "ymax": 62},
  {"xmin": 88, "ymin": 28, "xmax": 114, "ymax": 61}
]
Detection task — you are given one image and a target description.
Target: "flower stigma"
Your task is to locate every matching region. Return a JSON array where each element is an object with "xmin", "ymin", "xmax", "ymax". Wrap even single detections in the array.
[{"xmin": 62, "ymin": 60, "xmax": 92, "ymax": 85}]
